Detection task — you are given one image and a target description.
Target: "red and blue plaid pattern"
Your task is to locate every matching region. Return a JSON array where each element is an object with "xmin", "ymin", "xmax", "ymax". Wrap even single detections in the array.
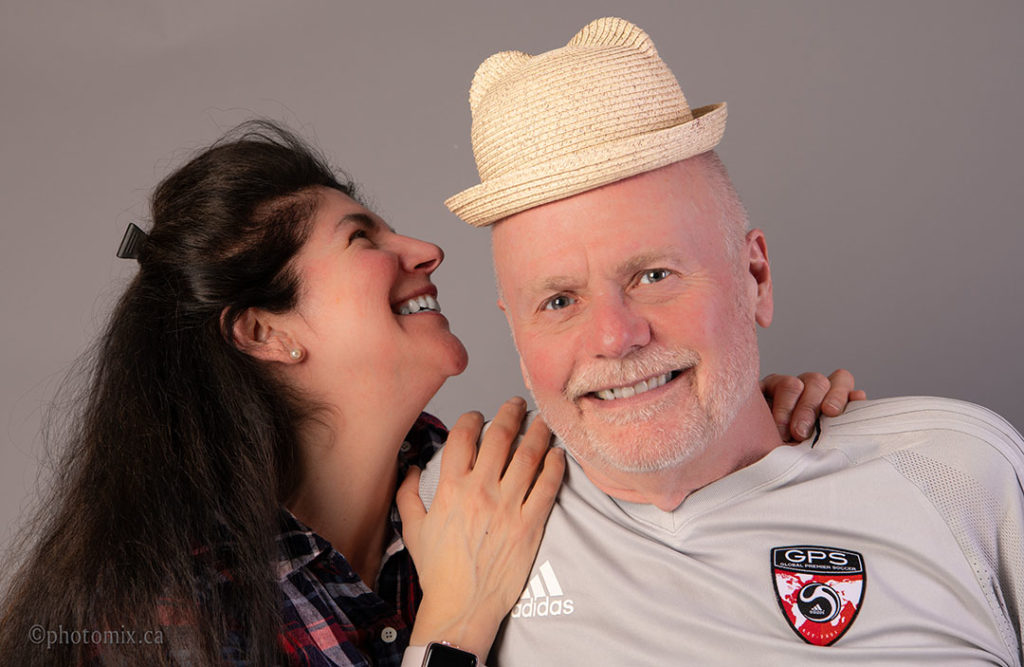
[{"xmin": 275, "ymin": 413, "xmax": 447, "ymax": 666}]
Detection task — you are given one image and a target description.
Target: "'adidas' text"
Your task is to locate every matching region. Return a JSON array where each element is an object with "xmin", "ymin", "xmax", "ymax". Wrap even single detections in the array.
[{"xmin": 511, "ymin": 561, "xmax": 575, "ymax": 618}]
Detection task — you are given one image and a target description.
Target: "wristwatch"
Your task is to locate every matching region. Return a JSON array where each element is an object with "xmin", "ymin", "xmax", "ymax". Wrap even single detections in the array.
[{"xmin": 422, "ymin": 641, "xmax": 478, "ymax": 667}]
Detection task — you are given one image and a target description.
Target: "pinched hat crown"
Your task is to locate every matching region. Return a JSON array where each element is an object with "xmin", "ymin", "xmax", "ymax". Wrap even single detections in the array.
[{"xmin": 445, "ymin": 17, "xmax": 727, "ymax": 227}]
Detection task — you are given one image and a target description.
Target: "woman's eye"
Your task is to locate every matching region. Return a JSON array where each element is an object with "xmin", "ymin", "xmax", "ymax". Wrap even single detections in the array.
[
  {"xmin": 349, "ymin": 229, "xmax": 369, "ymax": 244},
  {"xmin": 639, "ymin": 268, "xmax": 671, "ymax": 284},
  {"xmin": 543, "ymin": 294, "xmax": 576, "ymax": 311}
]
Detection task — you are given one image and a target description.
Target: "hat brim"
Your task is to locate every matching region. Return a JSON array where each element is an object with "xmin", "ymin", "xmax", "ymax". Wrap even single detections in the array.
[{"xmin": 445, "ymin": 103, "xmax": 727, "ymax": 227}]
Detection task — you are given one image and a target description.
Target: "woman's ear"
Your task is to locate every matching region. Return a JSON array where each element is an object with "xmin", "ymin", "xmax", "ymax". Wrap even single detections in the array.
[{"xmin": 225, "ymin": 307, "xmax": 302, "ymax": 363}]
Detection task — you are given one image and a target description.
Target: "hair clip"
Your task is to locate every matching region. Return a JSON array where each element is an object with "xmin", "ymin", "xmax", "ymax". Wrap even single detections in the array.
[{"xmin": 116, "ymin": 223, "xmax": 149, "ymax": 260}]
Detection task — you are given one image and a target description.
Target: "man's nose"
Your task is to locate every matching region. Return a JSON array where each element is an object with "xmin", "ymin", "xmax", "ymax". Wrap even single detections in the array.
[{"xmin": 585, "ymin": 293, "xmax": 652, "ymax": 359}]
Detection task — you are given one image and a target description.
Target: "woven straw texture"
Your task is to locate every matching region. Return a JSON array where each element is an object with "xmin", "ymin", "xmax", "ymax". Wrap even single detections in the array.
[{"xmin": 446, "ymin": 17, "xmax": 727, "ymax": 226}]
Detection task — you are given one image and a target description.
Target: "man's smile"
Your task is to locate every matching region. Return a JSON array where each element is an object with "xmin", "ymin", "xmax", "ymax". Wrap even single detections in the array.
[{"xmin": 588, "ymin": 369, "xmax": 686, "ymax": 401}]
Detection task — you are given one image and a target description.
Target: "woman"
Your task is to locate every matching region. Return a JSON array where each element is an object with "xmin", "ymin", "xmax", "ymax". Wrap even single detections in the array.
[{"xmin": 0, "ymin": 122, "xmax": 857, "ymax": 666}]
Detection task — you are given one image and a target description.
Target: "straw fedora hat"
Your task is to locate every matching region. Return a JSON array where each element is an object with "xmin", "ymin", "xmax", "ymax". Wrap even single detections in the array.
[{"xmin": 445, "ymin": 16, "xmax": 727, "ymax": 227}]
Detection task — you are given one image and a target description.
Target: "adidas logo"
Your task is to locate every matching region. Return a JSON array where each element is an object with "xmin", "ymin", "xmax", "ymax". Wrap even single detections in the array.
[{"xmin": 511, "ymin": 560, "xmax": 575, "ymax": 618}]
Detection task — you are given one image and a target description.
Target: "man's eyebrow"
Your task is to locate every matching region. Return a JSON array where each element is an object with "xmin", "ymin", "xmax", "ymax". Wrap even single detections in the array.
[
  {"xmin": 615, "ymin": 251, "xmax": 680, "ymax": 277},
  {"xmin": 530, "ymin": 252, "xmax": 681, "ymax": 291},
  {"xmin": 524, "ymin": 251, "xmax": 683, "ymax": 298},
  {"xmin": 538, "ymin": 275, "xmax": 582, "ymax": 293},
  {"xmin": 337, "ymin": 212, "xmax": 395, "ymax": 234}
]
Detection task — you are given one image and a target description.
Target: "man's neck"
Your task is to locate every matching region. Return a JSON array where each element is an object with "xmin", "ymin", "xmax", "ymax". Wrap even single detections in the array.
[{"xmin": 575, "ymin": 390, "xmax": 784, "ymax": 512}]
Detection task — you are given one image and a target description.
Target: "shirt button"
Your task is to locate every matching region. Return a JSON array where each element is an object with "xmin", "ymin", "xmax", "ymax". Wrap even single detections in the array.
[
  {"xmin": 399, "ymin": 441, "xmax": 412, "ymax": 453},
  {"xmin": 381, "ymin": 627, "xmax": 398, "ymax": 643}
]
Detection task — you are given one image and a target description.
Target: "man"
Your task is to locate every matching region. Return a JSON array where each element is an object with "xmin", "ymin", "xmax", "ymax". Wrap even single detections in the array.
[{"xmin": 426, "ymin": 17, "xmax": 1024, "ymax": 665}]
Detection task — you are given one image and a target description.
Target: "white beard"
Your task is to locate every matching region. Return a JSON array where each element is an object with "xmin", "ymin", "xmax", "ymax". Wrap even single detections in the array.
[{"xmin": 528, "ymin": 316, "xmax": 760, "ymax": 475}]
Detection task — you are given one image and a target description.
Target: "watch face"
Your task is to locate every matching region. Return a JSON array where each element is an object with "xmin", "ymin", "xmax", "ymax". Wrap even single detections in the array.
[{"xmin": 424, "ymin": 642, "xmax": 478, "ymax": 667}]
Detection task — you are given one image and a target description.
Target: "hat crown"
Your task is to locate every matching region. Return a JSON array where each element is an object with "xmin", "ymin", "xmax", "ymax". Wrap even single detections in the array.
[
  {"xmin": 468, "ymin": 17, "xmax": 692, "ymax": 182},
  {"xmin": 445, "ymin": 16, "xmax": 726, "ymax": 227}
]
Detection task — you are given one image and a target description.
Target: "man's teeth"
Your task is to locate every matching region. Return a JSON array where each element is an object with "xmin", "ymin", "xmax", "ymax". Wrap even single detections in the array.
[
  {"xmin": 595, "ymin": 372, "xmax": 673, "ymax": 401},
  {"xmin": 398, "ymin": 295, "xmax": 441, "ymax": 315}
]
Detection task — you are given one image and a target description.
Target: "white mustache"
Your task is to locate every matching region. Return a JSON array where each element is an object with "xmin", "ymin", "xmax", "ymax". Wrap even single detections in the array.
[{"xmin": 564, "ymin": 347, "xmax": 700, "ymax": 400}]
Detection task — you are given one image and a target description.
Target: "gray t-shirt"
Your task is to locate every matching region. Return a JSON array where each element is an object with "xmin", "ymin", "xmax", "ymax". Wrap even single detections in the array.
[{"xmin": 420, "ymin": 397, "xmax": 1024, "ymax": 665}]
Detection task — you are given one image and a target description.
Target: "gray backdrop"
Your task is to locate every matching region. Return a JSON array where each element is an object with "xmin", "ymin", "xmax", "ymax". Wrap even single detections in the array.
[{"xmin": 2, "ymin": 1, "xmax": 1022, "ymax": 549}]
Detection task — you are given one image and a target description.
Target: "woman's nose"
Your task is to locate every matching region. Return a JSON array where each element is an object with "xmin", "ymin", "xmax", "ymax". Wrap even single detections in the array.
[{"xmin": 396, "ymin": 235, "xmax": 444, "ymax": 274}]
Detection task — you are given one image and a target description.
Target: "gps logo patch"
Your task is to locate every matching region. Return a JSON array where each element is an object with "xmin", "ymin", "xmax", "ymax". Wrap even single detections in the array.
[{"xmin": 771, "ymin": 546, "xmax": 865, "ymax": 646}]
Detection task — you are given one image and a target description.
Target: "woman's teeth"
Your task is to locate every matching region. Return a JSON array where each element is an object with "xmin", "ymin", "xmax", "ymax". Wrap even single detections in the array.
[
  {"xmin": 398, "ymin": 294, "xmax": 441, "ymax": 315},
  {"xmin": 595, "ymin": 371, "xmax": 675, "ymax": 401}
]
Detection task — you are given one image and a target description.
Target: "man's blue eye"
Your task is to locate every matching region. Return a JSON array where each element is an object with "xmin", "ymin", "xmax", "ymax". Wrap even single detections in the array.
[
  {"xmin": 544, "ymin": 295, "xmax": 575, "ymax": 311},
  {"xmin": 639, "ymin": 269, "xmax": 670, "ymax": 284}
]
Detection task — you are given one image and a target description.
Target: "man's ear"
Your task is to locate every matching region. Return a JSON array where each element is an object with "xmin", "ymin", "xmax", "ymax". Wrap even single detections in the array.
[
  {"xmin": 226, "ymin": 307, "xmax": 300, "ymax": 363},
  {"xmin": 745, "ymin": 229, "xmax": 774, "ymax": 328},
  {"xmin": 498, "ymin": 296, "xmax": 532, "ymax": 391}
]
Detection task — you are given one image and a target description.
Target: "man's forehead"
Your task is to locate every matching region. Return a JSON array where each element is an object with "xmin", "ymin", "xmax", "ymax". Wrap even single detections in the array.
[
  {"xmin": 492, "ymin": 216, "xmax": 691, "ymax": 294},
  {"xmin": 496, "ymin": 157, "xmax": 712, "ymax": 226},
  {"xmin": 490, "ymin": 168, "xmax": 736, "ymax": 305},
  {"xmin": 492, "ymin": 165, "xmax": 702, "ymax": 234}
]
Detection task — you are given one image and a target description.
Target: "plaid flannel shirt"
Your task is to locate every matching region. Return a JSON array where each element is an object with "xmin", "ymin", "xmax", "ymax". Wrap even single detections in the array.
[{"xmin": 275, "ymin": 413, "xmax": 447, "ymax": 666}]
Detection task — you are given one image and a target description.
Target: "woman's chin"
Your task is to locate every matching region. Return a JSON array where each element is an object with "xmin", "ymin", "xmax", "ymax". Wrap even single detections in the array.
[
  {"xmin": 442, "ymin": 339, "xmax": 470, "ymax": 378},
  {"xmin": 408, "ymin": 337, "xmax": 469, "ymax": 397}
]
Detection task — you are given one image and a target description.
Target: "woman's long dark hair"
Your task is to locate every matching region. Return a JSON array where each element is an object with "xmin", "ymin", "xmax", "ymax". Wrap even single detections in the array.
[{"xmin": 0, "ymin": 121, "xmax": 355, "ymax": 665}]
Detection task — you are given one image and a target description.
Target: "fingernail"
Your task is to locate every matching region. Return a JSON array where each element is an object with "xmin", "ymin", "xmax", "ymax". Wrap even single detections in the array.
[
  {"xmin": 824, "ymin": 399, "xmax": 841, "ymax": 412},
  {"xmin": 795, "ymin": 420, "xmax": 811, "ymax": 438},
  {"xmin": 509, "ymin": 396, "xmax": 526, "ymax": 407}
]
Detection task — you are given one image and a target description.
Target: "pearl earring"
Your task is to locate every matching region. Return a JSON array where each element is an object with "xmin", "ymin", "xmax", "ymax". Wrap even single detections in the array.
[{"xmin": 289, "ymin": 349, "xmax": 302, "ymax": 360}]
